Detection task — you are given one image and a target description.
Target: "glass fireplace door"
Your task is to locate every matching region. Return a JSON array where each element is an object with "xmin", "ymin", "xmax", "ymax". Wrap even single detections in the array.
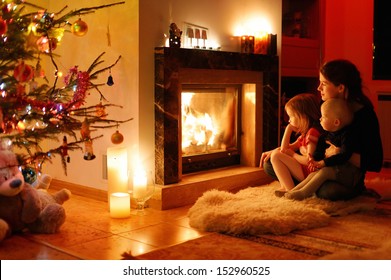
[{"xmin": 181, "ymin": 84, "xmax": 241, "ymax": 173}]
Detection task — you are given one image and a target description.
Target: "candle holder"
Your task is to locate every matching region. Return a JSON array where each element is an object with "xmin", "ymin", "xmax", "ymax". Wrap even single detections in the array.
[
  {"xmin": 134, "ymin": 183, "xmax": 155, "ymax": 215},
  {"xmin": 132, "ymin": 170, "xmax": 155, "ymax": 216}
]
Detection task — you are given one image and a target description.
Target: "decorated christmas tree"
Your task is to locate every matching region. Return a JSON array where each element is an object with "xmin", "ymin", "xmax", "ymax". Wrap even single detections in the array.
[{"xmin": 0, "ymin": 0, "xmax": 130, "ymax": 181}]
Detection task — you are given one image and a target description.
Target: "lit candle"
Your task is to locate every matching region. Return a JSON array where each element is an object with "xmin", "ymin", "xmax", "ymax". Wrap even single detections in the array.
[
  {"xmin": 254, "ymin": 32, "xmax": 268, "ymax": 54},
  {"xmin": 110, "ymin": 192, "xmax": 131, "ymax": 218},
  {"xmin": 241, "ymin": 35, "xmax": 248, "ymax": 53},
  {"xmin": 107, "ymin": 147, "xmax": 128, "ymax": 208},
  {"xmin": 133, "ymin": 168, "xmax": 147, "ymax": 199}
]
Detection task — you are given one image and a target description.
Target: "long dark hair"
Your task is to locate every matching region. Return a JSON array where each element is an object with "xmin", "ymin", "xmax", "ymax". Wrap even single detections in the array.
[{"xmin": 320, "ymin": 59, "xmax": 373, "ymax": 109}]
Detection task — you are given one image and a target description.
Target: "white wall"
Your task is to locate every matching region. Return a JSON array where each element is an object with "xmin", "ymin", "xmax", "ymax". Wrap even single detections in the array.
[
  {"xmin": 28, "ymin": 0, "xmax": 281, "ymax": 192},
  {"xmin": 33, "ymin": 0, "xmax": 139, "ymax": 191}
]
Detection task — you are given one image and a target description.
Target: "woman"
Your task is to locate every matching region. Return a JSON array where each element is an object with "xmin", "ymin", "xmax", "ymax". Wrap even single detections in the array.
[{"xmin": 261, "ymin": 59, "xmax": 383, "ymax": 200}]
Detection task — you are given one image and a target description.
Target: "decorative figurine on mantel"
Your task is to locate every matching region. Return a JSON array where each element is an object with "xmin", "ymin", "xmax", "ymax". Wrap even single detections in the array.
[{"xmin": 169, "ymin": 23, "xmax": 182, "ymax": 48}]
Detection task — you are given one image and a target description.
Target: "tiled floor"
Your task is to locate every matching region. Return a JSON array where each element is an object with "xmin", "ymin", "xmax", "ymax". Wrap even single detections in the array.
[
  {"xmin": 0, "ymin": 191, "xmax": 207, "ymax": 260},
  {"xmin": 1, "ymin": 167, "xmax": 390, "ymax": 260}
]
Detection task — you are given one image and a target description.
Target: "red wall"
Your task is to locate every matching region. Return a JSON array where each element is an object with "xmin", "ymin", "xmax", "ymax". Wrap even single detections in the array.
[{"xmin": 324, "ymin": 0, "xmax": 391, "ymax": 109}]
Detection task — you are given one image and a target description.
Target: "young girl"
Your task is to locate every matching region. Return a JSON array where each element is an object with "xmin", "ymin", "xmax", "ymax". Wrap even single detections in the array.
[{"xmin": 268, "ymin": 93, "xmax": 323, "ymax": 195}]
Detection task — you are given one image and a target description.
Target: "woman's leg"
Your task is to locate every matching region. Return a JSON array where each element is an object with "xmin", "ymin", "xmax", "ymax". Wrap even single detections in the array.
[
  {"xmin": 270, "ymin": 149, "xmax": 304, "ymax": 191},
  {"xmin": 316, "ymin": 177, "xmax": 365, "ymax": 201},
  {"xmin": 316, "ymin": 169, "xmax": 366, "ymax": 201},
  {"xmin": 262, "ymin": 159, "xmax": 278, "ymax": 180}
]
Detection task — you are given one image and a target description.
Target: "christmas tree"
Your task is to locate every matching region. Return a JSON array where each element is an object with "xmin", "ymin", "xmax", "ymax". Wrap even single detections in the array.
[{"xmin": 0, "ymin": 0, "xmax": 131, "ymax": 180}]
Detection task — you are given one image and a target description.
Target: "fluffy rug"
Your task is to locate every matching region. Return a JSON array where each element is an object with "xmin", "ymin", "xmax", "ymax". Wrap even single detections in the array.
[
  {"xmin": 365, "ymin": 178, "xmax": 391, "ymax": 201},
  {"xmin": 188, "ymin": 181, "xmax": 376, "ymax": 235}
]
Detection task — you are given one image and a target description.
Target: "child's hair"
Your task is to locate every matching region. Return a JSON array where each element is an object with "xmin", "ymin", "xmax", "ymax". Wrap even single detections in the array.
[
  {"xmin": 285, "ymin": 93, "xmax": 322, "ymax": 135},
  {"xmin": 321, "ymin": 98, "xmax": 353, "ymax": 128}
]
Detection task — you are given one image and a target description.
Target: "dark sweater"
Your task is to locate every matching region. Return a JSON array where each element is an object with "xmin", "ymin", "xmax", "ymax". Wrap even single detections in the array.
[
  {"xmin": 352, "ymin": 105, "xmax": 383, "ymax": 172},
  {"xmin": 314, "ymin": 105, "xmax": 383, "ymax": 172},
  {"xmin": 313, "ymin": 125, "xmax": 357, "ymax": 167}
]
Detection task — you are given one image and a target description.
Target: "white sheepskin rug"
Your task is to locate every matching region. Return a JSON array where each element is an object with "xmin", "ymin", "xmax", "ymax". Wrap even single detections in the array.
[{"xmin": 188, "ymin": 181, "xmax": 376, "ymax": 235}]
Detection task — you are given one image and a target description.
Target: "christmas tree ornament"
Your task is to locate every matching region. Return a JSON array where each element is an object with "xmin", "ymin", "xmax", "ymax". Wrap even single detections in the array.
[
  {"xmin": 36, "ymin": 36, "xmax": 57, "ymax": 53},
  {"xmin": 39, "ymin": 12, "xmax": 54, "ymax": 30},
  {"xmin": 34, "ymin": 60, "xmax": 45, "ymax": 78},
  {"xmin": 3, "ymin": 120, "xmax": 14, "ymax": 134},
  {"xmin": 83, "ymin": 139, "xmax": 96, "ymax": 160},
  {"xmin": 80, "ymin": 117, "xmax": 91, "ymax": 140},
  {"xmin": 0, "ymin": 17, "xmax": 7, "ymax": 35},
  {"xmin": 71, "ymin": 18, "xmax": 88, "ymax": 37},
  {"xmin": 106, "ymin": 24, "xmax": 111, "ymax": 47},
  {"xmin": 50, "ymin": 27, "xmax": 65, "ymax": 43},
  {"xmin": 25, "ymin": 31, "xmax": 40, "ymax": 50},
  {"xmin": 17, "ymin": 119, "xmax": 26, "ymax": 131},
  {"xmin": 13, "ymin": 61, "xmax": 34, "ymax": 83},
  {"xmin": 95, "ymin": 102, "xmax": 106, "ymax": 118},
  {"xmin": 62, "ymin": 136, "xmax": 70, "ymax": 163},
  {"xmin": 22, "ymin": 167, "xmax": 37, "ymax": 185},
  {"xmin": 107, "ymin": 73, "xmax": 114, "ymax": 86},
  {"xmin": 111, "ymin": 129, "xmax": 124, "ymax": 144}
]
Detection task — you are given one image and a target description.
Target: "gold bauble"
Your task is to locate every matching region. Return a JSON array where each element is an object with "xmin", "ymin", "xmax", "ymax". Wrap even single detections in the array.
[
  {"xmin": 111, "ymin": 130, "xmax": 124, "ymax": 144},
  {"xmin": 71, "ymin": 19, "xmax": 88, "ymax": 37}
]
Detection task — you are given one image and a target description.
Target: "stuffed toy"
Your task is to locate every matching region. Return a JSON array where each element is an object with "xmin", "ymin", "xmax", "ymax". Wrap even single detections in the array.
[{"xmin": 0, "ymin": 141, "xmax": 71, "ymax": 242}]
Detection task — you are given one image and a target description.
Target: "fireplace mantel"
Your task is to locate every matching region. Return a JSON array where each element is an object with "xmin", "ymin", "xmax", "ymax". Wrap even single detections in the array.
[{"xmin": 154, "ymin": 47, "xmax": 279, "ymax": 185}]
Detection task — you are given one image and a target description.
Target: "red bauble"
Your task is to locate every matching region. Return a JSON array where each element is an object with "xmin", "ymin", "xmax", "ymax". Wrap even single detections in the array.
[
  {"xmin": 37, "ymin": 36, "xmax": 57, "ymax": 53},
  {"xmin": 71, "ymin": 19, "xmax": 88, "ymax": 37},
  {"xmin": 111, "ymin": 130, "xmax": 124, "ymax": 144},
  {"xmin": 13, "ymin": 61, "xmax": 34, "ymax": 83},
  {"xmin": 0, "ymin": 17, "xmax": 7, "ymax": 35}
]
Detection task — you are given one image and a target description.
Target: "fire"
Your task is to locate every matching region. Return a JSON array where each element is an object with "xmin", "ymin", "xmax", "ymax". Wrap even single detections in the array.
[{"xmin": 182, "ymin": 92, "xmax": 218, "ymax": 154}]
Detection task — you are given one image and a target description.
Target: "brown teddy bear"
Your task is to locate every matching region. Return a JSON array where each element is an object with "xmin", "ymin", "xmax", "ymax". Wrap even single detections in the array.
[{"xmin": 0, "ymin": 140, "xmax": 71, "ymax": 242}]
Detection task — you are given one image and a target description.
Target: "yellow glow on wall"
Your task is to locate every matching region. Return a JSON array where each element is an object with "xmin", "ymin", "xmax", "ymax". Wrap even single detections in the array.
[{"xmin": 233, "ymin": 17, "xmax": 272, "ymax": 36}]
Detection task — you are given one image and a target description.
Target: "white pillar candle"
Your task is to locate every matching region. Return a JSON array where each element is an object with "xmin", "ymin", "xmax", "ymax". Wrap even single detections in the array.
[
  {"xmin": 107, "ymin": 147, "xmax": 128, "ymax": 208},
  {"xmin": 110, "ymin": 192, "xmax": 131, "ymax": 218},
  {"xmin": 133, "ymin": 169, "xmax": 147, "ymax": 199}
]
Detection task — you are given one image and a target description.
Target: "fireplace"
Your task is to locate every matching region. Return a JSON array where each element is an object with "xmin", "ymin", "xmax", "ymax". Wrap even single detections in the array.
[
  {"xmin": 155, "ymin": 47, "xmax": 279, "ymax": 185},
  {"xmin": 181, "ymin": 83, "xmax": 241, "ymax": 173}
]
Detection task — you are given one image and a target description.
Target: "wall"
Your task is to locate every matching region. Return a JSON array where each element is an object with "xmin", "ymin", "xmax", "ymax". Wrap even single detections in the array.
[
  {"xmin": 324, "ymin": 0, "xmax": 391, "ymax": 108},
  {"xmin": 27, "ymin": 0, "xmax": 281, "ymax": 191},
  {"xmin": 35, "ymin": 0, "xmax": 139, "ymax": 191}
]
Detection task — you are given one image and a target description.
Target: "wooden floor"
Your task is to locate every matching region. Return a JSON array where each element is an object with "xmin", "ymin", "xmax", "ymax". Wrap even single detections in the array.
[{"xmin": 1, "ymin": 167, "xmax": 390, "ymax": 260}]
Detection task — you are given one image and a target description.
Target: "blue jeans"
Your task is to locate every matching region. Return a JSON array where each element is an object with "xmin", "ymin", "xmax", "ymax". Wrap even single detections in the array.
[{"xmin": 262, "ymin": 159, "xmax": 365, "ymax": 201}]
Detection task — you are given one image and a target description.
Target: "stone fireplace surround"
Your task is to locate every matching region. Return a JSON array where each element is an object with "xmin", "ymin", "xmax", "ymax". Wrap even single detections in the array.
[{"xmin": 152, "ymin": 47, "xmax": 279, "ymax": 209}]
